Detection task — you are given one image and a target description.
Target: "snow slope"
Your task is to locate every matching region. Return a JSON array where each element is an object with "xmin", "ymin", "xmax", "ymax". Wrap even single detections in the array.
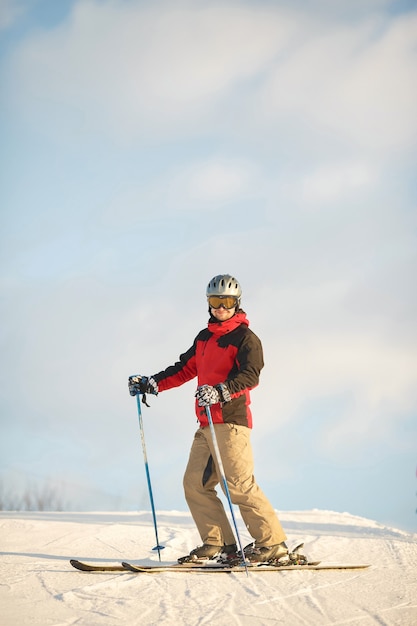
[{"xmin": 1, "ymin": 509, "xmax": 416, "ymax": 625}]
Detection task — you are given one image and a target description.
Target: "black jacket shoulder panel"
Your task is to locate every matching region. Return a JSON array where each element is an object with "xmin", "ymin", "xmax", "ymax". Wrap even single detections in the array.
[{"xmin": 216, "ymin": 323, "xmax": 250, "ymax": 348}]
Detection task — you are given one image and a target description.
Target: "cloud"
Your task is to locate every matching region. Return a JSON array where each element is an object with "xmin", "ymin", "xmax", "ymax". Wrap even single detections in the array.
[
  {"xmin": 166, "ymin": 157, "xmax": 261, "ymax": 209},
  {"xmin": 7, "ymin": 1, "xmax": 295, "ymax": 141},
  {"xmin": 275, "ymin": 159, "xmax": 378, "ymax": 208},
  {"xmin": 259, "ymin": 12, "xmax": 417, "ymax": 153},
  {"xmin": 6, "ymin": 1, "xmax": 415, "ymax": 159},
  {"xmin": 247, "ymin": 272, "xmax": 417, "ymax": 467},
  {"xmin": 0, "ymin": 0, "xmax": 25, "ymax": 30}
]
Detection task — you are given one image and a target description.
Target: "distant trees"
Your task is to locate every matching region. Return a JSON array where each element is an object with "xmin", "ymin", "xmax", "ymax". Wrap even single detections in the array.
[{"xmin": 0, "ymin": 481, "xmax": 65, "ymax": 511}]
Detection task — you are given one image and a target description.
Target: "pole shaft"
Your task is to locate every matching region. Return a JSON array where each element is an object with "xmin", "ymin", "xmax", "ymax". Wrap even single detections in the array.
[
  {"xmin": 205, "ymin": 406, "xmax": 248, "ymax": 573},
  {"xmin": 136, "ymin": 394, "xmax": 163, "ymax": 560}
]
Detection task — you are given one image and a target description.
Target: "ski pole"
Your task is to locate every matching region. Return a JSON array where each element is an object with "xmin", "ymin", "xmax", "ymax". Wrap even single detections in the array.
[
  {"xmin": 205, "ymin": 406, "xmax": 249, "ymax": 574},
  {"xmin": 135, "ymin": 394, "xmax": 164, "ymax": 560}
]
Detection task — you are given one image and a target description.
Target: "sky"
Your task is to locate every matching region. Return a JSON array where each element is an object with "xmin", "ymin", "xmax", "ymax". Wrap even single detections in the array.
[{"xmin": 0, "ymin": 0, "xmax": 416, "ymax": 533}]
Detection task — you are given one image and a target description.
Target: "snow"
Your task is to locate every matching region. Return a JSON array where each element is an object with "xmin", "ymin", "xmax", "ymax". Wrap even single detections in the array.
[{"xmin": 1, "ymin": 509, "xmax": 416, "ymax": 625}]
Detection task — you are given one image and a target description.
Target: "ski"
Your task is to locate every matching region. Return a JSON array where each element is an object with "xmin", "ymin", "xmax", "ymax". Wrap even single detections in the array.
[
  {"xmin": 69, "ymin": 559, "xmax": 240, "ymax": 572},
  {"xmin": 70, "ymin": 559, "xmax": 126, "ymax": 572},
  {"xmin": 122, "ymin": 561, "xmax": 370, "ymax": 573},
  {"xmin": 70, "ymin": 558, "xmax": 369, "ymax": 574}
]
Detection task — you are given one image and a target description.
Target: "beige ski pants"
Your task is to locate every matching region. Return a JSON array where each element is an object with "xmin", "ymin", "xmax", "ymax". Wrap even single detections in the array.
[{"xmin": 183, "ymin": 423, "xmax": 287, "ymax": 547}]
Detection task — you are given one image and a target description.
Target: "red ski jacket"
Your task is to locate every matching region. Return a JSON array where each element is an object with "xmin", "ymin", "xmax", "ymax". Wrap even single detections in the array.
[{"xmin": 153, "ymin": 312, "xmax": 264, "ymax": 428}]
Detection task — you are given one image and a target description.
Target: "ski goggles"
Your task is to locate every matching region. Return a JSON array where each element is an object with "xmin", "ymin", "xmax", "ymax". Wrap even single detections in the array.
[{"xmin": 207, "ymin": 295, "xmax": 238, "ymax": 309}]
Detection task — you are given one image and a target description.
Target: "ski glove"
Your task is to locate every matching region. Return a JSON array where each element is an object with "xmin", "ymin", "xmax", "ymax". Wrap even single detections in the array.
[
  {"xmin": 128, "ymin": 375, "xmax": 158, "ymax": 397},
  {"xmin": 195, "ymin": 383, "xmax": 231, "ymax": 407}
]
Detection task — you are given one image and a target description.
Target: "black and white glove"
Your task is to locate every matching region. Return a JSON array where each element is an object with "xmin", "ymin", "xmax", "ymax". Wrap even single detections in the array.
[
  {"xmin": 128, "ymin": 375, "xmax": 158, "ymax": 397},
  {"xmin": 195, "ymin": 385, "xmax": 219, "ymax": 407},
  {"xmin": 195, "ymin": 383, "xmax": 231, "ymax": 407}
]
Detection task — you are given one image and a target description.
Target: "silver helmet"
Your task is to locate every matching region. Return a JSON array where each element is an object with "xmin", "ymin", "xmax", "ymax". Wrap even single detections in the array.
[{"xmin": 206, "ymin": 274, "xmax": 242, "ymax": 304}]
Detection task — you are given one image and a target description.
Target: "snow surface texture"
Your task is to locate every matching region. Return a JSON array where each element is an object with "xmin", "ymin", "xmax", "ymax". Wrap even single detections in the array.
[{"xmin": 1, "ymin": 509, "xmax": 416, "ymax": 625}]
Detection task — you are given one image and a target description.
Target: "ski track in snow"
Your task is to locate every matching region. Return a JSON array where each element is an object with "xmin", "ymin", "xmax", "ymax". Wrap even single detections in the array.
[{"xmin": 1, "ymin": 510, "xmax": 416, "ymax": 625}]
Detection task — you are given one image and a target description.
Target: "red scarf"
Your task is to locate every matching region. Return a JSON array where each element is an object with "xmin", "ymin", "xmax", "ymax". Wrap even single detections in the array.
[{"xmin": 207, "ymin": 312, "xmax": 249, "ymax": 336}]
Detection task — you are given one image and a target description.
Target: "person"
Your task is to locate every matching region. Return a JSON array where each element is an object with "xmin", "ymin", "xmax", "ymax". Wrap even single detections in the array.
[{"xmin": 128, "ymin": 274, "xmax": 288, "ymax": 564}]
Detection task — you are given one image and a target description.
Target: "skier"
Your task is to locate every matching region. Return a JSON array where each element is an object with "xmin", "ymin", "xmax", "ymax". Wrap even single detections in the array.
[{"xmin": 128, "ymin": 274, "xmax": 288, "ymax": 564}]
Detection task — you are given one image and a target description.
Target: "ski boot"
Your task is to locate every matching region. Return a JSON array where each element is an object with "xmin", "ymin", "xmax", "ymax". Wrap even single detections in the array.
[{"xmin": 178, "ymin": 543, "xmax": 237, "ymax": 564}]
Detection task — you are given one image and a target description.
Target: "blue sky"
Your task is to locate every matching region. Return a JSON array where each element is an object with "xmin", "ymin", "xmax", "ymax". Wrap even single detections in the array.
[{"xmin": 1, "ymin": 0, "xmax": 416, "ymax": 533}]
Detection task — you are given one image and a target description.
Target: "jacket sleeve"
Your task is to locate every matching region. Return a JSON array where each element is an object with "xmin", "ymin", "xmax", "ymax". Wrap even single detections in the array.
[
  {"xmin": 224, "ymin": 329, "xmax": 264, "ymax": 395},
  {"xmin": 152, "ymin": 340, "xmax": 198, "ymax": 392}
]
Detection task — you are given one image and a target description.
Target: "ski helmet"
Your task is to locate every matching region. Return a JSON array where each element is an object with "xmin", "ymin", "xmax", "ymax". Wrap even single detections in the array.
[{"xmin": 206, "ymin": 274, "xmax": 242, "ymax": 307}]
